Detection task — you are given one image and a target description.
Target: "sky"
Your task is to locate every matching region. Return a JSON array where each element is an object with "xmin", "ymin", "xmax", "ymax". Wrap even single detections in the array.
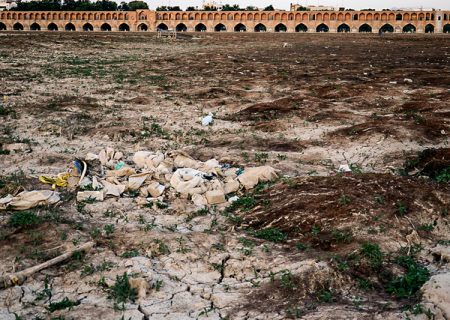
[{"xmin": 148, "ymin": 0, "xmax": 450, "ymax": 10}]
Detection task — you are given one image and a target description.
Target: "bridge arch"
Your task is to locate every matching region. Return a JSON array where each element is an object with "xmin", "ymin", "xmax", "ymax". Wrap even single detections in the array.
[
  {"xmin": 425, "ymin": 24, "xmax": 434, "ymax": 33},
  {"xmin": 47, "ymin": 22, "xmax": 58, "ymax": 31},
  {"xmin": 83, "ymin": 23, "xmax": 93, "ymax": 31},
  {"xmin": 359, "ymin": 23, "xmax": 372, "ymax": 33},
  {"xmin": 214, "ymin": 23, "xmax": 226, "ymax": 32},
  {"xmin": 195, "ymin": 23, "xmax": 207, "ymax": 32},
  {"xmin": 234, "ymin": 23, "xmax": 246, "ymax": 32},
  {"xmin": 65, "ymin": 23, "xmax": 76, "ymax": 31},
  {"xmin": 402, "ymin": 23, "xmax": 416, "ymax": 33},
  {"xmin": 137, "ymin": 23, "xmax": 148, "ymax": 31},
  {"xmin": 176, "ymin": 23, "xmax": 187, "ymax": 32},
  {"xmin": 118, "ymin": 23, "xmax": 129, "ymax": 31},
  {"xmin": 275, "ymin": 23, "xmax": 287, "ymax": 32},
  {"xmin": 443, "ymin": 24, "xmax": 450, "ymax": 33},
  {"xmin": 100, "ymin": 23, "xmax": 111, "ymax": 31},
  {"xmin": 30, "ymin": 22, "xmax": 41, "ymax": 31},
  {"xmin": 13, "ymin": 22, "xmax": 24, "ymax": 31},
  {"xmin": 0, "ymin": 22, "xmax": 6, "ymax": 30},
  {"xmin": 295, "ymin": 23, "xmax": 308, "ymax": 32},
  {"xmin": 379, "ymin": 23, "xmax": 394, "ymax": 33},
  {"xmin": 337, "ymin": 23, "xmax": 350, "ymax": 32},
  {"xmin": 157, "ymin": 23, "xmax": 168, "ymax": 31},
  {"xmin": 316, "ymin": 23, "xmax": 329, "ymax": 32},
  {"xmin": 254, "ymin": 23, "xmax": 267, "ymax": 32}
]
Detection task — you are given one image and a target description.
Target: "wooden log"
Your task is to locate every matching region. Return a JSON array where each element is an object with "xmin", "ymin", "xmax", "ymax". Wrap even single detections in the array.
[{"xmin": 0, "ymin": 241, "xmax": 94, "ymax": 290}]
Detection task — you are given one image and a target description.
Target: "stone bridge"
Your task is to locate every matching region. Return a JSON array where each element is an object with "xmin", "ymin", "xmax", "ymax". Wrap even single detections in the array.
[{"xmin": 0, "ymin": 9, "xmax": 449, "ymax": 33}]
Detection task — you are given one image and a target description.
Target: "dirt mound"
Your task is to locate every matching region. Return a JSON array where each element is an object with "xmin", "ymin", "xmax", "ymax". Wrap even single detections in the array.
[
  {"xmin": 206, "ymin": 136, "xmax": 304, "ymax": 152},
  {"xmin": 235, "ymin": 174, "xmax": 449, "ymax": 250},
  {"xmin": 403, "ymin": 148, "xmax": 450, "ymax": 181},
  {"xmin": 226, "ymin": 97, "xmax": 300, "ymax": 122}
]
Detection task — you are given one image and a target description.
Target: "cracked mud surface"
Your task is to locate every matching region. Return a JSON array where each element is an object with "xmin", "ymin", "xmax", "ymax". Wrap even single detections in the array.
[{"xmin": 1, "ymin": 32, "xmax": 450, "ymax": 319}]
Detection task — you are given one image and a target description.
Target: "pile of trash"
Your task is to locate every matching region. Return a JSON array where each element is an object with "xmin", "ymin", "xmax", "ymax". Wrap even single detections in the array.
[{"xmin": 1, "ymin": 148, "xmax": 279, "ymax": 211}]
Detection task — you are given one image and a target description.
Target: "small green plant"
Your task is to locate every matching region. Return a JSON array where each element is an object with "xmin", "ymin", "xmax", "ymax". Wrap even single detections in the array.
[
  {"xmin": 8, "ymin": 211, "xmax": 41, "ymax": 228},
  {"xmin": 386, "ymin": 255, "xmax": 430, "ymax": 298},
  {"xmin": 357, "ymin": 278, "xmax": 373, "ymax": 291},
  {"xmin": 360, "ymin": 242, "xmax": 384, "ymax": 269},
  {"xmin": 436, "ymin": 168, "xmax": 450, "ymax": 183},
  {"xmin": 48, "ymin": 297, "xmax": 80, "ymax": 312},
  {"xmin": 154, "ymin": 239, "xmax": 170, "ymax": 255},
  {"xmin": 254, "ymin": 152, "xmax": 269, "ymax": 163},
  {"xmin": 121, "ymin": 249, "xmax": 139, "ymax": 258},
  {"xmin": 152, "ymin": 279, "xmax": 164, "ymax": 291},
  {"xmin": 254, "ymin": 228, "xmax": 287, "ymax": 243},
  {"xmin": 280, "ymin": 270, "xmax": 294, "ymax": 289},
  {"xmin": 186, "ymin": 208, "xmax": 209, "ymax": 222},
  {"xmin": 296, "ymin": 243, "xmax": 308, "ymax": 251},
  {"xmin": 331, "ymin": 229, "xmax": 353, "ymax": 244},
  {"xmin": 316, "ymin": 289, "xmax": 333, "ymax": 303},
  {"xmin": 396, "ymin": 201, "xmax": 408, "ymax": 216},
  {"xmin": 418, "ymin": 224, "xmax": 434, "ymax": 232},
  {"xmin": 107, "ymin": 273, "xmax": 137, "ymax": 304},
  {"xmin": 103, "ymin": 224, "xmax": 115, "ymax": 236},
  {"xmin": 338, "ymin": 195, "xmax": 352, "ymax": 205},
  {"xmin": 225, "ymin": 196, "xmax": 257, "ymax": 213}
]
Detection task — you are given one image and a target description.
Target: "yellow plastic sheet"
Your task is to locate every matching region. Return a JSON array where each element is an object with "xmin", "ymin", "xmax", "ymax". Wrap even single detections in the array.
[{"xmin": 39, "ymin": 173, "xmax": 70, "ymax": 189}]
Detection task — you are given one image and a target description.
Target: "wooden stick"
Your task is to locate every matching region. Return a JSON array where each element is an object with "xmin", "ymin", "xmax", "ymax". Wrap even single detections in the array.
[{"xmin": 0, "ymin": 241, "xmax": 94, "ymax": 290}]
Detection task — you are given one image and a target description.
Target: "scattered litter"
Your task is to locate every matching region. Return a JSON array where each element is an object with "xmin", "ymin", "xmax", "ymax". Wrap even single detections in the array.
[
  {"xmin": 201, "ymin": 113, "xmax": 214, "ymax": 126},
  {"xmin": 0, "ymin": 190, "xmax": 60, "ymax": 211},
  {"xmin": 404, "ymin": 78, "xmax": 413, "ymax": 83},
  {"xmin": 35, "ymin": 147, "xmax": 279, "ymax": 209},
  {"xmin": 39, "ymin": 173, "xmax": 70, "ymax": 190},
  {"xmin": 338, "ymin": 164, "xmax": 352, "ymax": 173},
  {"xmin": 228, "ymin": 196, "xmax": 239, "ymax": 203}
]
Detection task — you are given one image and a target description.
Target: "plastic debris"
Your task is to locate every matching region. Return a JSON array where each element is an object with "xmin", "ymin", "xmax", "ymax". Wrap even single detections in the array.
[
  {"xmin": 36, "ymin": 147, "xmax": 279, "ymax": 209},
  {"xmin": 201, "ymin": 113, "xmax": 214, "ymax": 126},
  {"xmin": 39, "ymin": 172, "xmax": 70, "ymax": 189},
  {"xmin": 0, "ymin": 190, "xmax": 60, "ymax": 211},
  {"xmin": 338, "ymin": 164, "xmax": 352, "ymax": 173},
  {"xmin": 237, "ymin": 166, "xmax": 279, "ymax": 190}
]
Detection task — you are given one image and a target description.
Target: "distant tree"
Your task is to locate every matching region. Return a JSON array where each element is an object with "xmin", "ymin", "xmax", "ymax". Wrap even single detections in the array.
[
  {"xmin": 186, "ymin": 6, "xmax": 196, "ymax": 11},
  {"xmin": 203, "ymin": 5, "xmax": 217, "ymax": 11},
  {"xmin": 263, "ymin": 5, "xmax": 274, "ymax": 11},
  {"xmin": 156, "ymin": 6, "xmax": 168, "ymax": 11},
  {"xmin": 221, "ymin": 4, "xmax": 241, "ymax": 11},
  {"xmin": 245, "ymin": 6, "xmax": 258, "ymax": 11},
  {"xmin": 127, "ymin": 1, "xmax": 148, "ymax": 10},
  {"xmin": 118, "ymin": 1, "xmax": 129, "ymax": 10},
  {"xmin": 296, "ymin": 6, "xmax": 310, "ymax": 11}
]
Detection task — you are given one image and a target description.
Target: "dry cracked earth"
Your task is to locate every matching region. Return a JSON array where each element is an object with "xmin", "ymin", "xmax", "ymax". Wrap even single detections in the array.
[{"xmin": 0, "ymin": 32, "xmax": 450, "ymax": 320}]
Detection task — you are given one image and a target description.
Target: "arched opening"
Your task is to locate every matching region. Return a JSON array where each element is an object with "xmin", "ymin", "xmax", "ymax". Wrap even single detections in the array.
[
  {"xmin": 47, "ymin": 23, "xmax": 58, "ymax": 31},
  {"xmin": 30, "ymin": 22, "xmax": 41, "ymax": 31},
  {"xmin": 176, "ymin": 23, "xmax": 187, "ymax": 32},
  {"xmin": 254, "ymin": 23, "xmax": 267, "ymax": 32},
  {"xmin": 337, "ymin": 23, "xmax": 350, "ymax": 33},
  {"xmin": 275, "ymin": 23, "xmax": 287, "ymax": 32},
  {"xmin": 138, "ymin": 23, "xmax": 148, "ymax": 31},
  {"xmin": 444, "ymin": 24, "xmax": 450, "ymax": 33},
  {"xmin": 65, "ymin": 23, "xmax": 76, "ymax": 31},
  {"xmin": 100, "ymin": 23, "xmax": 111, "ymax": 32},
  {"xmin": 425, "ymin": 24, "xmax": 434, "ymax": 33},
  {"xmin": 0, "ymin": 22, "xmax": 6, "ymax": 31},
  {"xmin": 118, "ymin": 23, "xmax": 129, "ymax": 31},
  {"xmin": 295, "ymin": 23, "xmax": 308, "ymax": 32},
  {"xmin": 157, "ymin": 23, "xmax": 168, "ymax": 31},
  {"xmin": 396, "ymin": 14, "xmax": 403, "ymax": 21},
  {"xmin": 83, "ymin": 23, "xmax": 93, "ymax": 31},
  {"xmin": 402, "ymin": 23, "xmax": 416, "ymax": 33},
  {"xmin": 195, "ymin": 23, "xmax": 206, "ymax": 32},
  {"xmin": 234, "ymin": 23, "xmax": 246, "ymax": 32},
  {"xmin": 13, "ymin": 22, "xmax": 24, "ymax": 31},
  {"xmin": 379, "ymin": 24, "xmax": 394, "ymax": 33},
  {"xmin": 214, "ymin": 23, "xmax": 226, "ymax": 32},
  {"xmin": 359, "ymin": 23, "xmax": 372, "ymax": 33},
  {"xmin": 316, "ymin": 23, "xmax": 329, "ymax": 33}
]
